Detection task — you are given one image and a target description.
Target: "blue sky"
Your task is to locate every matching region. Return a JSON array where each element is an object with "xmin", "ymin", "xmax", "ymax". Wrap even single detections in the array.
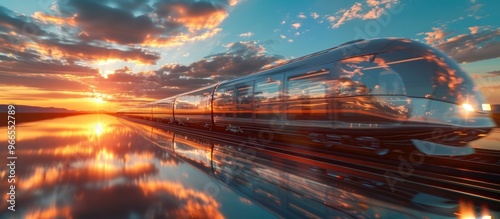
[{"xmin": 1, "ymin": 0, "xmax": 499, "ymax": 110}]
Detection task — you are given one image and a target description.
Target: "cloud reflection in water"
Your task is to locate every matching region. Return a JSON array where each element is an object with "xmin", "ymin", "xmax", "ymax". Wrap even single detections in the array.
[{"xmin": 0, "ymin": 114, "xmax": 273, "ymax": 219}]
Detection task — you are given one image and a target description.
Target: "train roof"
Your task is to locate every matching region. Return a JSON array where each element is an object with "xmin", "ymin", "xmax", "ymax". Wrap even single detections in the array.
[
  {"xmin": 216, "ymin": 37, "xmax": 408, "ymax": 84},
  {"xmin": 145, "ymin": 38, "xmax": 417, "ymax": 105}
]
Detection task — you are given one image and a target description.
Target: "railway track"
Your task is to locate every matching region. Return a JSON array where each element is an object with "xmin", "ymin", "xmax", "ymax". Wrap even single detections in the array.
[{"xmin": 120, "ymin": 116, "xmax": 500, "ymax": 212}]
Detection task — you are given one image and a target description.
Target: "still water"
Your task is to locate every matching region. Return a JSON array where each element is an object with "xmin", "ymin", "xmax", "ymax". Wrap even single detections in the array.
[
  {"xmin": 0, "ymin": 114, "xmax": 274, "ymax": 219},
  {"xmin": 0, "ymin": 114, "xmax": 498, "ymax": 218}
]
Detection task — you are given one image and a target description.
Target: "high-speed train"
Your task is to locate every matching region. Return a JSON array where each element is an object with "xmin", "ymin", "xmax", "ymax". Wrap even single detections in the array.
[{"xmin": 118, "ymin": 38, "xmax": 495, "ymax": 156}]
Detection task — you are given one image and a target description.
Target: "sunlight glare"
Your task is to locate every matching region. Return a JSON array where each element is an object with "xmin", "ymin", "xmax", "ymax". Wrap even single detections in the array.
[
  {"xmin": 94, "ymin": 122, "xmax": 103, "ymax": 136},
  {"xmin": 94, "ymin": 97, "xmax": 104, "ymax": 104}
]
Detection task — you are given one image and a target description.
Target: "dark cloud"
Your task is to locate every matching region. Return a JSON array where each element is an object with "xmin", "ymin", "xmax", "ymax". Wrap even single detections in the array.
[
  {"xmin": 52, "ymin": 0, "xmax": 233, "ymax": 46},
  {"xmin": 0, "ymin": 0, "xmax": 240, "ymax": 108},
  {"xmin": 4, "ymin": 92, "xmax": 89, "ymax": 100},
  {"xmin": 0, "ymin": 6, "xmax": 46, "ymax": 37},
  {"xmin": 0, "ymin": 34, "xmax": 100, "ymax": 77},
  {"xmin": 0, "ymin": 5, "xmax": 161, "ymax": 80},
  {"xmin": 60, "ymin": 0, "xmax": 160, "ymax": 44},
  {"xmin": 162, "ymin": 41, "xmax": 281, "ymax": 77},
  {"xmin": 0, "ymin": 59, "xmax": 99, "ymax": 75},
  {"xmin": 436, "ymin": 28, "xmax": 500, "ymax": 63},
  {"xmin": 42, "ymin": 39, "xmax": 161, "ymax": 64},
  {"xmin": 106, "ymin": 72, "xmax": 144, "ymax": 83},
  {"xmin": 97, "ymin": 41, "xmax": 283, "ymax": 102},
  {"xmin": 154, "ymin": 41, "xmax": 282, "ymax": 90},
  {"xmin": 0, "ymin": 72, "xmax": 89, "ymax": 91},
  {"xmin": 487, "ymin": 70, "xmax": 500, "ymax": 77}
]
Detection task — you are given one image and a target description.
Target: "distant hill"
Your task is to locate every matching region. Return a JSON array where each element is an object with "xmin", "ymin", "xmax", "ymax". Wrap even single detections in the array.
[
  {"xmin": 0, "ymin": 105, "xmax": 88, "ymax": 126},
  {"xmin": 0, "ymin": 104, "xmax": 77, "ymax": 113}
]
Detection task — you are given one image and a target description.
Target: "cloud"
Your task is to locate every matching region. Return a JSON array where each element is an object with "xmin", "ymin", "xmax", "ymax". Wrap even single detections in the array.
[
  {"xmin": 239, "ymin": 32, "xmax": 253, "ymax": 37},
  {"xmin": 58, "ymin": 0, "xmax": 158, "ymax": 45},
  {"xmin": 0, "ymin": 72, "xmax": 90, "ymax": 91},
  {"xmin": 42, "ymin": 39, "xmax": 161, "ymax": 65},
  {"xmin": 469, "ymin": 26, "xmax": 480, "ymax": 34},
  {"xmin": 310, "ymin": 12, "xmax": 319, "ymax": 19},
  {"xmin": 332, "ymin": 3, "xmax": 363, "ymax": 28},
  {"xmin": 0, "ymin": 6, "xmax": 47, "ymax": 37},
  {"xmin": 330, "ymin": 0, "xmax": 399, "ymax": 28},
  {"xmin": 32, "ymin": 12, "xmax": 77, "ymax": 26},
  {"xmin": 467, "ymin": 3, "xmax": 483, "ymax": 16},
  {"xmin": 0, "ymin": 5, "xmax": 162, "ymax": 79},
  {"xmin": 2, "ymin": 0, "xmax": 236, "ymax": 66},
  {"xmin": 363, "ymin": 6, "xmax": 385, "ymax": 19},
  {"xmin": 0, "ymin": 0, "xmax": 234, "ymax": 100},
  {"xmin": 487, "ymin": 70, "xmax": 500, "ymax": 77},
  {"xmin": 424, "ymin": 27, "xmax": 448, "ymax": 45},
  {"xmin": 3, "ymin": 91, "xmax": 89, "ymax": 101},
  {"xmin": 154, "ymin": 0, "xmax": 230, "ymax": 30},
  {"xmin": 291, "ymin": 23, "xmax": 301, "ymax": 29},
  {"xmin": 103, "ymin": 41, "xmax": 283, "ymax": 99},
  {"xmin": 436, "ymin": 28, "xmax": 500, "ymax": 63}
]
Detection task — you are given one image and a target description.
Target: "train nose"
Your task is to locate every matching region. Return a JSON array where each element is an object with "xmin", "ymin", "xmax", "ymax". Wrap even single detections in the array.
[
  {"xmin": 425, "ymin": 99, "xmax": 495, "ymax": 128},
  {"xmin": 405, "ymin": 99, "xmax": 495, "ymax": 156},
  {"xmin": 419, "ymin": 99, "xmax": 495, "ymax": 147}
]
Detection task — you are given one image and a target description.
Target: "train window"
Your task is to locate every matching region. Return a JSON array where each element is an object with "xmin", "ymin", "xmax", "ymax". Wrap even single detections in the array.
[
  {"xmin": 236, "ymin": 83, "xmax": 253, "ymax": 118},
  {"xmin": 334, "ymin": 55, "xmax": 407, "ymax": 96},
  {"xmin": 254, "ymin": 75, "xmax": 282, "ymax": 120},
  {"xmin": 254, "ymin": 75, "xmax": 282, "ymax": 103},
  {"xmin": 377, "ymin": 49, "xmax": 477, "ymax": 103},
  {"xmin": 176, "ymin": 95, "xmax": 199, "ymax": 109},
  {"xmin": 285, "ymin": 69, "xmax": 330, "ymax": 120},
  {"xmin": 370, "ymin": 51, "xmax": 434, "ymax": 98},
  {"xmin": 214, "ymin": 86, "xmax": 235, "ymax": 118},
  {"xmin": 286, "ymin": 69, "xmax": 330, "ymax": 100},
  {"xmin": 236, "ymin": 84, "xmax": 253, "ymax": 104}
]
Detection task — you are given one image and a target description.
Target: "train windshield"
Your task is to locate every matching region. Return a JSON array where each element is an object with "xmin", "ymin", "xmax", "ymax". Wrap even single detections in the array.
[
  {"xmin": 335, "ymin": 48, "xmax": 481, "ymax": 104},
  {"xmin": 375, "ymin": 48, "xmax": 481, "ymax": 104}
]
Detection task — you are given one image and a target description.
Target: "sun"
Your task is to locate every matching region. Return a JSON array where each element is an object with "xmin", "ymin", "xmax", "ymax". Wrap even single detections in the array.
[{"xmin": 94, "ymin": 97, "xmax": 104, "ymax": 104}]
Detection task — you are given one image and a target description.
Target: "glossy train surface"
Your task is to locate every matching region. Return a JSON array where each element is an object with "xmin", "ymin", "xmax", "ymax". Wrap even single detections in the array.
[{"xmin": 118, "ymin": 38, "xmax": 495, "ymax": 156}]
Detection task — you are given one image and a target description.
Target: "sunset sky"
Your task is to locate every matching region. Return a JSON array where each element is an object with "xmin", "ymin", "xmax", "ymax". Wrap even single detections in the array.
[{"xmin": 1, "ymin": 0, "xmax": 499, "ymax": 111}]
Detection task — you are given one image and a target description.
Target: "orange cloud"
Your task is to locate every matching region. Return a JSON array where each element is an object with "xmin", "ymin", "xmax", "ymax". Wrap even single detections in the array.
[
  {"xmin": 170, "ymin": 4, "xmax": 228, "ymax": 31},
  {"xmin": 363, "ymin": 7, "xmax": 385, "ymax": 19},
  {"xmin": 424, "ymin": 27, "xmax": 447, "ymax": 45},
  {"xmin": 331, "ymin": 0, "xmax": 399, "ymax": 28},
  {"xmin": 143, "ymin": 28, "xmax": 222, "ymax": 47},
  {"xmin": 139, "ymin": 180, "xmax": 224, "ymax": 219},
  {"xmin": 33, "ymin": 12, "xmax": 77, "ymax": 26},
  {"xmin": 333, "ymin": 3, "xmax": 363, "ymax": 28},
  {"xmin": 291, "ymin": 23, "xmax": 301, "ymax": 29},
  {"xmin": 469, "ymin": 26, "xmax": 480, "ymax": 34}
]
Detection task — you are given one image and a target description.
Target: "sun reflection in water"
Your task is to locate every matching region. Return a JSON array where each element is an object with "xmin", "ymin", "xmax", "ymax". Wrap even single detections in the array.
[{"xmin": 94, "ymin": 122, "xmax": 104, "ymax": 136}]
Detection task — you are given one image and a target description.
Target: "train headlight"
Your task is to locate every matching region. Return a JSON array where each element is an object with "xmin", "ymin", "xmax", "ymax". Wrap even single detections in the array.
[
  {"xmin": 481, "ymin": 103, "xmax": 491, "ymax": 111},
  {"xmin": 461, "ymin": 103, "xmax": 474, "ymax": 112}
]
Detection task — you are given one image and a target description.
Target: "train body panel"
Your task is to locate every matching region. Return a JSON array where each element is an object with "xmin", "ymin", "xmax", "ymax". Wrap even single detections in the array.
[
  {"xmin": 173, "ymin": 84, "xmax": 216, "ymax": 128},
  {"xmin": 120, "ymin": 38, "xmax": 495, "ymax": 156},
  {"xmin": 152, "ymin": 98, "xmax": 174, "ymax": 123}
]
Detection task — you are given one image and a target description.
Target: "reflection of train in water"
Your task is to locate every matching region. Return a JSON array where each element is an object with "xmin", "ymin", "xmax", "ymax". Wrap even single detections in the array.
[
  {"xmin": 119, "ymin": 118, "xmax": 483, "ymax": 218},
  {"xmin": 118, "ymin": 38, "xmax": 495, "ymax": 156}
]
